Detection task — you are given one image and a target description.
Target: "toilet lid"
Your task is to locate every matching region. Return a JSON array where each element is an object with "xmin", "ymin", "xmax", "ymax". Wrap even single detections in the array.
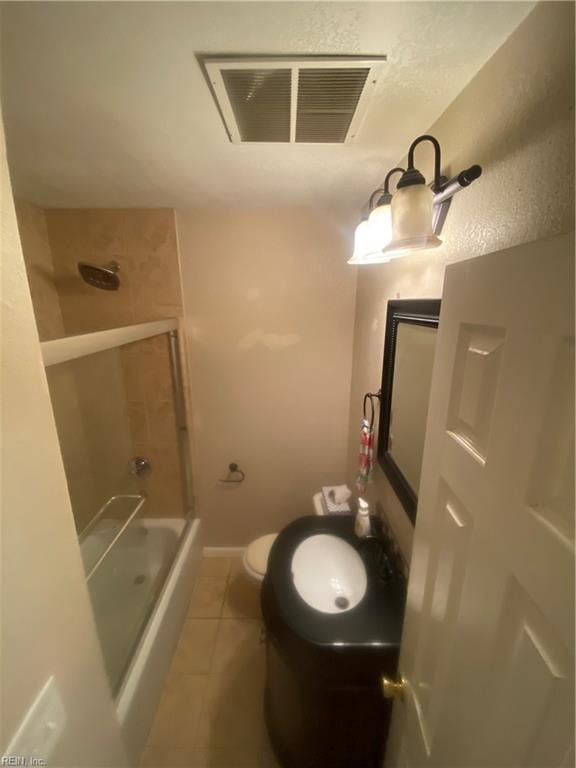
[{"xmin": 246, "ymin": 534, "xmax": 278, "ymax": 575}]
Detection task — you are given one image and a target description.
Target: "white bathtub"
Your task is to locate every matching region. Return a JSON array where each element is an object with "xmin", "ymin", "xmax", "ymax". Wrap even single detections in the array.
[{"xmin": 84, "ymin": 516, "xmax": 202, "ymax": 764}]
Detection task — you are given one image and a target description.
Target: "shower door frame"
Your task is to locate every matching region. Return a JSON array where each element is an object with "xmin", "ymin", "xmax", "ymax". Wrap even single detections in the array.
[
  {"xmin": 41, "ymin": 318, "xmax": 196, "ymax": 530},
  {"xmin": 41, "ymin": 318, "xmax": 201, "ymax": 748}
]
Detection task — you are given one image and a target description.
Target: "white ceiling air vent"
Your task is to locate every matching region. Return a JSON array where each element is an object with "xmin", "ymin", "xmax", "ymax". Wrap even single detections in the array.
[{"xmin": 202, "ymin": 57, "xmax": 386, "ymax": 144}]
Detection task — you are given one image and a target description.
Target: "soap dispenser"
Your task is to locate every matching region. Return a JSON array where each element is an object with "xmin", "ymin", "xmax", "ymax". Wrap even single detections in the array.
[{"xmin": 355, "ymin": 498, "xmax": 372, "ymax": 538}]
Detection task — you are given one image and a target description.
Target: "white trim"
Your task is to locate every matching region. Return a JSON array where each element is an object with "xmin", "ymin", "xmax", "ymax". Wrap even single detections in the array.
[
  {"xmin": 116, "ymin": 518, "xmax": 202, "ymax": 762},
  {"xmin": 203, "ymin": 546, "xmax": 245, "ymax": 557},
  {"xmin": 41, "ymin": 319, "xmax": 178, "ymax": 367},
  {"xmin": 289, "ymin": 65, "xmax": 299, "ymax": 143}
]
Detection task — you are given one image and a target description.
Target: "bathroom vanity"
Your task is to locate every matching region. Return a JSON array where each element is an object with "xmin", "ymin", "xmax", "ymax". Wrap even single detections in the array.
[{"xmin": 261, "ymin": 515, "xmax": 406, "ymax": 768}]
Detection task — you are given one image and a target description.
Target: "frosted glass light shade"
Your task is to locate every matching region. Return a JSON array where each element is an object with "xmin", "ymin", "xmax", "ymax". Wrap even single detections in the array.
[
  {"xmin": 348, "ymin": 220, "xmax": 371, "ymax": 264},
  {"xmin": 348, "ymin": 219, "xmax": 392, "ymax": 265},
  {"xmin": 367, "ymin": 200, "xmax": 393, "ymax": 250},
  {"xmin": 382, "ymin": 184, "xmax": 442, "ymax": 258}
]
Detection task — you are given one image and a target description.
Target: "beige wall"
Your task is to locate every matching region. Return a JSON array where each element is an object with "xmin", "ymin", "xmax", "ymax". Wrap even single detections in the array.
[
  {"xmin": 347, "ymin": 0, "xmax": 575, "ymax": 559},
  {"xmin": 1, "ymin": 114, "xmax": 127, "ymax": 766},
  {"xmin": 177, "ymin": 208, "xmax": 357, "ymax": 546}
]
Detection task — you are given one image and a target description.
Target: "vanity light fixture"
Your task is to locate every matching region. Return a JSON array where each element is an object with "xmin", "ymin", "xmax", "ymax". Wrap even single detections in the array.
[
  {"xmin": 349, "ymin": 134, "xmax": 482, "ymax": 265},
  {"xmin": 348, "ymin": 216, "xmax": 381, "ymax": 265},
  {"xmin": 347, "ymin": 167, "xmax": 405, "ymax": 265},
  {"xmin": 382, "ymin": 134, "xmax": 443, "ymax": 257}
]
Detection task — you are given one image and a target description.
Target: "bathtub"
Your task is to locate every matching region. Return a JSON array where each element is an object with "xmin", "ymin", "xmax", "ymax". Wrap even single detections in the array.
[{"xmin": 83, "ymin": 516, "xmax": 202, "ymax": 764}]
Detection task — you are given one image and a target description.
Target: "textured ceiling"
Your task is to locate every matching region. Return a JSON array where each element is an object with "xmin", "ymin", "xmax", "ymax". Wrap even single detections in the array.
[{"xmin": 1, "ymin": 1, "xmax": 534, "ymax": 208}]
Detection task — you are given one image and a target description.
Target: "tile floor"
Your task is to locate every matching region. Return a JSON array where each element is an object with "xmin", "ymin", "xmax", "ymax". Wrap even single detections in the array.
[{"xmin": 141, "ymin": 557, "xmax": 281, "ymax": 768}]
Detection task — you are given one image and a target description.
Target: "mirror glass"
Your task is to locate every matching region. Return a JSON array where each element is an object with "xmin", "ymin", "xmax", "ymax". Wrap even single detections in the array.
[{"xmin": 388, "ymin": 322, "xmax": 438, "ymax": 493}]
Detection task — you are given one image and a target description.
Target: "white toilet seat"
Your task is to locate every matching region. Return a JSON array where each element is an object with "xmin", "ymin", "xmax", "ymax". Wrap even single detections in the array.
[
  {"xmin": 243, "ymin": 533, "xmax": 277, "ymax": 583},
  {"xmin": 242, "ymin": 493, "xmax": 328, "ymax": 584}
]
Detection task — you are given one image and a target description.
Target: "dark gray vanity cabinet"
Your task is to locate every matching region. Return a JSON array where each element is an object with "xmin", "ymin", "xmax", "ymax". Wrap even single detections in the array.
[{"xmin": 261, "ymin": 516, "xmax": 406, "ymax": 768}]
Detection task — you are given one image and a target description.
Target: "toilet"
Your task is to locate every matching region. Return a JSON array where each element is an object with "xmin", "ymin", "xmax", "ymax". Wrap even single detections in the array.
[{"xmin": 242, "ymin": 493, "xmax": 326, "ymax": 584}]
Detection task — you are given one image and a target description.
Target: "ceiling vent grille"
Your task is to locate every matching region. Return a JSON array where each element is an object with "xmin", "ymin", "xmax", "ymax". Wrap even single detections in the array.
[
  {"xmin": 222, "ymin": 69, "xmax": 291, "ymax": 142},
  {"xmin": 296, "ymin": 68, "xmax": 370, "ymax": 143},
  {"xmin": 202, "ymin": 57, "xmax": 386, "ymax": 144}
]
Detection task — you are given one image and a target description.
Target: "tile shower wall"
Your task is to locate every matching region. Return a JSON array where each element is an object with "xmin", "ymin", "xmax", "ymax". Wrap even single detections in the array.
[
  {"xmin": 15, "ymin": 205, "xmax": 190, "ymax": 523},
  {"xmin": 15, "ymin": 200, "xmax": 64, "ymax": 340},
  {"xmin": 47, "ymin": 348, "xmax": 138, "ymax": 533},
  {"xmin": 44, "ymin": 208, "xmax": 183, "ymax": 332},
  {"xmin": 122, "ymin": 334, "xmax": 184, "ymax": 519}
]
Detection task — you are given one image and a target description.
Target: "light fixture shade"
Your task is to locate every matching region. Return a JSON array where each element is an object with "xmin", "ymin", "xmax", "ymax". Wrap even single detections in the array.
[
  {"xmin": 348, "ymin": 219, "xmax": 392, "ymax": 265},
  {"xmin": 382, "ymin": 184, "xmax": 442, "ymax": 257},
  {"xmin": 367, "ymin": 198, "xmax": 393, "ymax": 250},
  {"xmin": 348, "ymin": 220, "xmax": 371, "ymax": 263}
]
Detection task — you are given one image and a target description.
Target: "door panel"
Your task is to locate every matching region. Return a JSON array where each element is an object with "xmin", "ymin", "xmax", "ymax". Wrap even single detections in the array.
[
  {"xmin": 472, "ymin": 576, "xmax": 570, "ymax": 767},
  {"xmin": 386, "ymin": 233, "xmax": 574, "ymax": 768},
  {"xmin": 446, "ymin": 323, "xmax": 506, "ymax": 463},
  {"xmin": 411, "ymin": 483, "xmax": 472, "ymax": 756}
]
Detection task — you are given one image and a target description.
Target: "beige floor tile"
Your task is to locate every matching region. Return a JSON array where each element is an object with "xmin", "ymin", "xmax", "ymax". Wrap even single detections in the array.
[
  {"xmin": 185, "ymin": 748, "xmax": 262, "ymax": 767},
  {"xmin": 259, "ymin": 730, "xmax": 283, "ymax": 768},
  {"xmin": 198, "ymin": 557, "xmax": 231, "ymax": 579},
  {"xmin": 140, "ymin": 746, "xmax": 194, "ymax": 767},
  {"xmin": 141, "ymin": 745, "xmax": 261, "ymax": 768},
  {"xmin": 194, "ymin": 670, "xmax": 266, "ymax": 753},
  {"xmin": 188, "ymin": 576, "xmax": 227, "ymax": 618},
  {"xmin": 170, "ymin": 619, "xmax": 220, "ymax": 675},
  {"xmin": 259, "ymin": 748, "xmax": 283, "ymax": 768},
  {"xmin": 222, "ymin": 567, "xmax": 261, "ymax": 620},
  {"xmin": 211, "ymin": 619, "xmax": 265, "ymax": 679},
  {"xmin": 228, "ymin": 557, "xmax": 244, "ymax": 578},
  {"xmin": 147, "ymin": 674, "xmax": 207, "ymax": 751}
]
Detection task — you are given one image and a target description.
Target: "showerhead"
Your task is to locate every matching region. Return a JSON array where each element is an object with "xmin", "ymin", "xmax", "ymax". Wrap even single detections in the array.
[{"xmin": 78, "ymin": 260, "xmax": 120, "ymax": 290}]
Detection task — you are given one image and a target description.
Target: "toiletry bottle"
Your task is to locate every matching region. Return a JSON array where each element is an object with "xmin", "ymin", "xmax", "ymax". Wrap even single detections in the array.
[{"xmin": 355, "ymin": 498, "xmax": 371, "ymax": 538}]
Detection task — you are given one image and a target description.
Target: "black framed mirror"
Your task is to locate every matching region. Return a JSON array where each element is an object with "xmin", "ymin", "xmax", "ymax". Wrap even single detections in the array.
[{"xmin": 377, "ymin": 299, "xmax": 441, "ymax": 524}]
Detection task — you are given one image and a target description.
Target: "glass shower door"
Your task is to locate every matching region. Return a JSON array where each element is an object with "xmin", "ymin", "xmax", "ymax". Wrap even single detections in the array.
[{"xmin": 43, "ymin": 322, "xmax": 192, "ymax": 693}]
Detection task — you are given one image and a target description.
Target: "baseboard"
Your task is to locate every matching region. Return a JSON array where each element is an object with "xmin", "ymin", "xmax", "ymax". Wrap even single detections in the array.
[{"xmin": 203, "ymin": 546, "xmax": 245, "ymax": 557}]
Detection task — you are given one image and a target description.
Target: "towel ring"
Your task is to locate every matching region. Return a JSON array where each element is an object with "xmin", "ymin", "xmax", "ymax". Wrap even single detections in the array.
[{"xmin": 363, "ymin": 391, "xmax": 381, "ymax": 431}]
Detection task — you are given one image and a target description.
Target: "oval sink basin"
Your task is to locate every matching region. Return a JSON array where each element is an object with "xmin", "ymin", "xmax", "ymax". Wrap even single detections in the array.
[{"xmin": 291, "ymin": 534, "xmax": 367, "ymax": 613}]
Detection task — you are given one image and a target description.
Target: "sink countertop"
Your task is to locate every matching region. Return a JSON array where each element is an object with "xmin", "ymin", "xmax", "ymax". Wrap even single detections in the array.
[{"xmin": 261, "ymin": 515, "xmax": 406, "ymax": 654}]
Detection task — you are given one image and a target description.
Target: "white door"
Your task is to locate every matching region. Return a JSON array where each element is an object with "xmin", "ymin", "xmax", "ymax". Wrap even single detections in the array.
[{"xmin": 385, "ymin": 233, "xmax": 574, "ymax": 768}]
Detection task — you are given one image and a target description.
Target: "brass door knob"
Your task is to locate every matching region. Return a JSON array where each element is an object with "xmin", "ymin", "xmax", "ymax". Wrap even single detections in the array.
[{"xmin": 380, "ymin": 675, "xmax": 406, "ymax": 700}]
